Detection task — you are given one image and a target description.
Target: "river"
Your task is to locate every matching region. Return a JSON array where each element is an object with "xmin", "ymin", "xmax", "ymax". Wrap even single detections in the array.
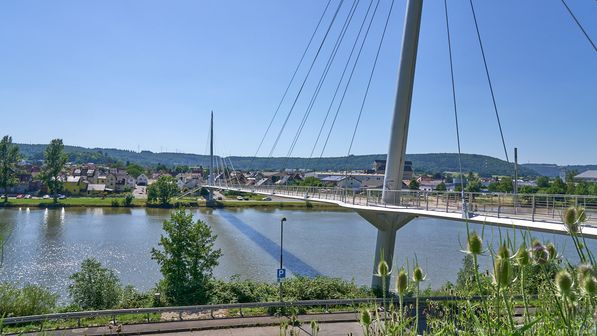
[{"xmin": 0, "ymin": 207, "xmax": 594, "ymax": 300}]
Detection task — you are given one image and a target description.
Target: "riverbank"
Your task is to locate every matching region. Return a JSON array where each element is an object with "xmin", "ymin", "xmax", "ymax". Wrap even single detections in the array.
[{"xmin": 0, "ymin": 198, "xmax": 339, "ymax": 209}]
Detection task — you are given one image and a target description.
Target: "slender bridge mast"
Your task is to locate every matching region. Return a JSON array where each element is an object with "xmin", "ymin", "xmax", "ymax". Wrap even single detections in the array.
[{"xmin": 362, "ymin": 0, "xmax": 423, "ymax": 290}]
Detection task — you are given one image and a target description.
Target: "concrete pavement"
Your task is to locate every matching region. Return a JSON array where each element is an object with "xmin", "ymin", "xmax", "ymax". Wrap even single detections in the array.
[{"xmin": 13, "ymin": 313, "xmax": 363, "ymax": 336}]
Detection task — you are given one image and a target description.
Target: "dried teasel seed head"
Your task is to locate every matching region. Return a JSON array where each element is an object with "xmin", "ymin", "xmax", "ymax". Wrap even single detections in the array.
[
  {"xmin": 556, "ymin": 270, "xmax": 573, "ymax": 296},
  {"xmin": 396, "ymin": 269, "xmax": 408, "ymax": 294}
]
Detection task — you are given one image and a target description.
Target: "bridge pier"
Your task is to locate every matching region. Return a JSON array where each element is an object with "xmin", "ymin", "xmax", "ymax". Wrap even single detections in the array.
[{"xmin": 358, "ymin": 210, "xmax": 416, "ymax": 290}]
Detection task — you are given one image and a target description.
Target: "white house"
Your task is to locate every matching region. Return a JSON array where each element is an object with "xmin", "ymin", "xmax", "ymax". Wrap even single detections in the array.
[
  {"xmin": 321, "ymin": 175, "xmax": 362, "ymax": 191},
  {"xmin": 136, "ymin": 174, "xmax": 149, "ymax": 186}
]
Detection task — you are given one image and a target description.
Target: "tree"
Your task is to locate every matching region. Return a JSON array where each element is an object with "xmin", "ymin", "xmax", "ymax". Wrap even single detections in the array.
[
  {"xmin": 41, "ymin": 139, "xmax": 68, "ymax": 203},
  {"xmin": 299, "ymin": 176, "xmax": 323, "ymax": 187},
  {"xmin": 147, "ymin": 175, "xmax": 178, "ymax": 205},
  {"xmin": 435, "ymin": 182, "xmax": 447, "ymax": 191},
  {"xmin": 549, "ymin": 177, "xmax": 566, "ymax": 194},
  {"xmin": 536, "ymin": 176, "xmax": 550, "ymax": 188},
  {"xmin": 125, "ymin": 163, "xmax": 145, "ymax": 178},
  {"xmin": 565, "ymin": 170, "xmax": 578, "ymax": 183},
  {"xmin": 0, "ymin": 135, "xmax": 20, "ymax": 203},
  {"xmin": 68, "ymin": 258, "xmax": 121, "ymax": 310},
  {"xmin": 466, "ymin": 179, "xmax": 482, "ymax": 193},
  {"xmin": 497, "ymin": 177, "xmax": 514, "ymax": 193},
  {"xmin": 408, "ymin": 179, "xmax": 420, "ymax": 190},
  {"xmin": 151, "ymin": 209, "xmax": 222, "ymax": 305}
]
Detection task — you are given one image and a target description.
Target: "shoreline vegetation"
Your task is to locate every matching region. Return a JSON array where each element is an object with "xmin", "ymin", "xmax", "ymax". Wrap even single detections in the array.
[{"xmin": 0, "ymin": 197, "xmax": 340, "ymax": 209}]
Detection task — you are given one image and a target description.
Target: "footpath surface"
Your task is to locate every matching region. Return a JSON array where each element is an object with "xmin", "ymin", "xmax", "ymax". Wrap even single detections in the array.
[{"xmin": 14, "ymin": 313, "xmax": 363, "ymax": 336}]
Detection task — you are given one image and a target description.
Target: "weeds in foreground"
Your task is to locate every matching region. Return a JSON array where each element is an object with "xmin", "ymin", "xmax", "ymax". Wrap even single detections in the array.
[{"xmin": 357, "ymin": 206, "xmax": 597, "ymax": 335}]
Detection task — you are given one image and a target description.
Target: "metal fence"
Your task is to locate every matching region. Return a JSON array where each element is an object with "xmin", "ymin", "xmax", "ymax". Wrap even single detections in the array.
[
  {"xmin": 2, "ymin": 295, "xmax": 510, "ymax": 332},
  {"xmin": 211, "ymin": 184, "xmax": 597, "ymax": 227}
]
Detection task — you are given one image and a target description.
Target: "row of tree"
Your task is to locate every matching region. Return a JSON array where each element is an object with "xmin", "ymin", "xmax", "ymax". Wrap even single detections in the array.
[{"xmin": 0, "ymin": 136, "xmax": 67, "ymax": 204}]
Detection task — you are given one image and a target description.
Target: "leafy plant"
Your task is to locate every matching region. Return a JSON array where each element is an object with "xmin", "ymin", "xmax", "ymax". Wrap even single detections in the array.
[
  {"xmin": 68, "ymin": 258, "xmax": 121, "ymax": 310},
  {"xmin": 151, "ymin": 209, "xmax": 222, "ymax": 305}
]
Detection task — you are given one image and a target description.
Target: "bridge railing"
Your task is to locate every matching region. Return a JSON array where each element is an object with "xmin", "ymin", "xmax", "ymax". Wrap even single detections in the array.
[{"xmin": 210, "ymin": 184, "xmax": 597, "ymax": 227}]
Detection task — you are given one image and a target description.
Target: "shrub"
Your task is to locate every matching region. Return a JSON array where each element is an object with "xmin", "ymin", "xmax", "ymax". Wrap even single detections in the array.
[
  {"xmin": 0, "ymin": 283, "xmax": 58, "ymax": 317},
  {"xmin": 124, "ymin": 194, "xmax": 134, "ymax": 207},
  {"xmin": 68, "ymin": 258, "xmax": 121, "ymax": 310}
]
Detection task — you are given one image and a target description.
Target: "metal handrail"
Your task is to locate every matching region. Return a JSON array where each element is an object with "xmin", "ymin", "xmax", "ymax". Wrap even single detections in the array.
[
  {"xmin": 2, "ymin": 295, "xmax": 507, "ymax": 327},
  {"xmin": 210, "ymin": 184, "xmax": 597, "ymax": 227}
]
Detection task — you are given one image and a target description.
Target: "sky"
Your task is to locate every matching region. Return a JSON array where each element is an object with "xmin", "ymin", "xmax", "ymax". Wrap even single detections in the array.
[{"xmin": 0, "ymin": 0, "xmax": 595, "ymax": 165}]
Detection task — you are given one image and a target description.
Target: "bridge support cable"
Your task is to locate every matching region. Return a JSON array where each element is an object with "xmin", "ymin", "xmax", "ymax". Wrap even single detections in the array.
[
  {"xmin": 248, "ymin": 0, "xmax": 333, "ymax": 170},
  {"xmin": 444, "ymin": 0, "xmax": 466, "ymax": 214},
  {"xmin": 308, "ymin": 0, "xmax": 379, "ymax": 162},
  {"xmin": 318, "ymin": 0, "xmax": 383, "ymax": 159},
  {"xmin": 560, "ymin": 0, "xmax": 597, "ymax": 53},
  {"xmin": 468, "ymin": 0, "xmax": 509, "ymax": 163},
  {"xmin": 344, "ymin": 0, "xmax": 396, "ymax": 173},
  {"xmin": 267, "ymin": 0, "xmax": 347, "ymax": 158},
  {"xmin": 285, "ymin": 0, "xmax": 362, "ymax": 159}
]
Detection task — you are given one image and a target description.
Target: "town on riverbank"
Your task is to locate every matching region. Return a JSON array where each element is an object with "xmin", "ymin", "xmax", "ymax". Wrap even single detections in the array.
[{"xmin": 2, "ymin": 136, "xmax": 597, "ymax": 209}]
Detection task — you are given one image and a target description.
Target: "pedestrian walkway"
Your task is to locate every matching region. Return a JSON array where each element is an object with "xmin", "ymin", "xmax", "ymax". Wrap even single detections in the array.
[{"xmin": 13, "ymin": 313, "xmax": 362, "ymax": 336}]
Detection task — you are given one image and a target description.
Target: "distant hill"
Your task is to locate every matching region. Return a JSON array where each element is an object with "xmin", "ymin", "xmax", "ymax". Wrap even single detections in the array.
[{"xmin": 17, "ymin": 143, "xmax": 543, "ymax": 177}]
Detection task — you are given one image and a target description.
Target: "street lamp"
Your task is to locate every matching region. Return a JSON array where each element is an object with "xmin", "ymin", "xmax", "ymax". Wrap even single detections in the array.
[{"xmin": 279, "ymin": 217, "xmax": 287, "ymax": 302}]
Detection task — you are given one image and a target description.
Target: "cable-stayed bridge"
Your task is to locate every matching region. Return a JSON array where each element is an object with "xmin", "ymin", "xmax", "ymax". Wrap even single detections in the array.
[{"xmin": 202, "ymin": 0, "xmax": 596, "ymax": 288}]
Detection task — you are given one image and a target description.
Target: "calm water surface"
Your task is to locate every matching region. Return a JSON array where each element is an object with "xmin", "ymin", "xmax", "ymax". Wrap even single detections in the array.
[{"xmin": 0, "ymin": 207, "xmax": 595, "ymax": 300}]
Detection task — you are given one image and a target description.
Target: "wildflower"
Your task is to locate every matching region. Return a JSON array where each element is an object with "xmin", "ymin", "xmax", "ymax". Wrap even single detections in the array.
[
  {"xmin": 494, "ymin": 257, "xmax": 512, "ymax": 288},
  {"xmin": 413, "ymin": 265, "xmax": 425, "ymax": 283},
  {"xmin": 514, "ymin": 244, "xmax": 530, "ymax": 266},
  {"xmin": 531, "ymin": 242, "xmax": 549, "ymax": 265},
  {"xmin": 556, "ymin": 270, "xmax": 573, "ymax": 296},
  {"xmin": 497, "ymin": 243, "xmax": 511, "ymax": 259},
  {"xmin": 546, "ymin": 242, "xmax": 557, "ymax": 260},
  {"xmin": 577, "ymin": 264, "xmax": 594, "ymax": 284},
  {"xmin": 563, "ymin": 206, "xmax": 586, "ymax": 233},
  {"xmin": 396, "ymin": 269, "xmax": 408, "ymax": 294},
  {"xmin": 360, "ymin": 310, "xmax": 372, "ymax": 327},
  {"xmin": 375, "ymin": 259, "xmax": 391, "ymax": 278},
  {"xmin": 465, "ymin": 232, "xmax": 483, "ymax": 255},
  {"xmin": 583, "ymin": 276, "xmax": 597, "ymax": 297}
]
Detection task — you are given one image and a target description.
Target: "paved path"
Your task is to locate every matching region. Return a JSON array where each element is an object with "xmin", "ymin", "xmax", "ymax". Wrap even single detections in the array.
[
  {"xmin": 13, "ymin": 313, "xmax": 362, "ymax": 336},
  {"xmin": 152, "ymin": 321, "xmax": 363, "ymax": 336}
]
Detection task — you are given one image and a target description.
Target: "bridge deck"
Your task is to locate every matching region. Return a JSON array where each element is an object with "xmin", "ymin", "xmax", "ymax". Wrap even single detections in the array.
[{"xmin": 206, "ymin": 184, "xmax": 597, "ymax": 238}]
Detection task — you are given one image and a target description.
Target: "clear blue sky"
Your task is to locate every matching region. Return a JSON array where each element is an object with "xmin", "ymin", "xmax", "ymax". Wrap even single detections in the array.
[{"xmin": 0, "ymin": 0, "xmax": 595, "ymax": 165}]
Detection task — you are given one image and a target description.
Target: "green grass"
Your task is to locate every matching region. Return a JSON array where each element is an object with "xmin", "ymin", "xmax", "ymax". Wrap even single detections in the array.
[
  {"xmin": 0, "ymin": 197, "xmax": 338, "ymax": 209},
  {"xmin": 1, "ymin": 197, "xmax": 145, "ymax": 207}
]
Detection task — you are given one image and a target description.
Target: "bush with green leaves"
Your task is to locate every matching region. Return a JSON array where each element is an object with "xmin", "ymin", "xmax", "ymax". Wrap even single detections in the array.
[
  {"xmin": 0, "ymin": 283, "xmax": 58, "ymax": 317},
  {"xmin": 68, "ymin": 258, "xmax": 122, "ymax": 310},
  {"xmin": 124, "ymin": 194, "xmax": 135, "ymax": 207},
  {"xmin": 151, "ymin": 209, "xmax": 222, "ymax": 305},
  {"xmin": 210, "ymin": 275, "xmax": 372, "ymax": 304}
]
